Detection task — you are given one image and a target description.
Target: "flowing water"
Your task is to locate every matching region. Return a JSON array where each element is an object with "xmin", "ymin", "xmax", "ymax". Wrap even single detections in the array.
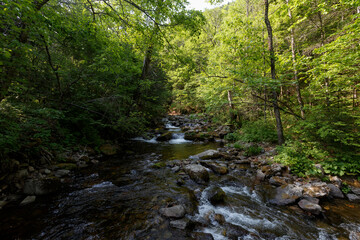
[{"xmin": 1, "ymin": 120, "xmax": 360, "ymax": 240}]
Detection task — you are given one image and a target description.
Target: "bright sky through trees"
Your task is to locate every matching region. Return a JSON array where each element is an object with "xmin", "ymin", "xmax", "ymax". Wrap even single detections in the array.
[{"xmin": 187, "ymin": 0, "xmax": 233, "ymax": 11}]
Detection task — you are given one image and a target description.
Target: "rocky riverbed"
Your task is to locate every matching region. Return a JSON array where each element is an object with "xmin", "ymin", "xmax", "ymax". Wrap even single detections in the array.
[{"xmin": 1, "ymin": 115, "xmax": 360, "ymax": 239}]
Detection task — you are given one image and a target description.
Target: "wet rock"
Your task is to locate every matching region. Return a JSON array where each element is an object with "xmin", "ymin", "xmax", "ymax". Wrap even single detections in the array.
[
  {"xmin": 224, "ymin": 223, "xmax": 250, "ymax": 239},
  {"xmin": 20, "ymin": 196, "xmax": 36, "ymax": 206},
  {"xmin": 201, "ymin": 162, "xmax": 228, "ymax": 175},
  {"xmin": 327, "ymin": 184, "xmax": 344, "ymax": 198},
  {"xmin": 170, "ymin": 219, "xmax": 189, "ymax": 230},
  {"xmin": 350, "ymin": 186, "xmax": 360, "ymax": 195},
  {"xmin": 298, "ymin": 199, "xmax": 322, "ymax": 215},
  {"xmin": 184, "ymin": 164, "xmax": 209, "ymax": 184},
  {"xmin": 303, "ymin": 182, "xmax": 330, "ymax": 198},
  {"xmin": 55, "ymin": 169, "xmax": 71, "ymax": 177},
  {"xmin": 256, "ymin": 170, "xmax": 266, "ymax": 181},
  {"xmin": 16, "ymin": 169, "xmax": 29, "ymax": 179},
  {"xmin": 172, "ymin": 166, "xmax": 180, "ymax": 173},
  {"xmin": 302, "ymin": 196, "xmax": 320, "ymax": 205},
  {"xmin": 208, "ymin": 186, "xmax": 226, "ymax": 205},
  {"xmin": 99, "ymin": 144, "xmax": 117, "ymax": 156},
  {"xmin": 214, "ymin": 214, "xmax": 226, "ymax": 225},
  {"xmin": 191, "ymin": 232, "xmax": 214, "ymax": 240},
  {"xmin": 269, "ymin": 176, "xmax": 290, "ymax": 186},
  {"xmin": 270, "ymin": 184, "xmax": 303, "ymax": 206},
  {"xmin": 23, "ymin": 178, "xmax": 61, "ymax": 195},
  {"xmin": 192, "ymin": 150, "xmax": 221, "ymax": 160},
  {"xmin": 347, "ymin": 194, "xmax": 360, "ymax": 203},
  {"xmin": 159, "ymin": 205, "xmax": 186, "ymax": 218},
  {"xmin": 329, "ymin": 176, "xmax": 342, "ymax": 188},
  {"xmin": 156, "ymin": 132, "xmax": 173, "ymax": 141}
]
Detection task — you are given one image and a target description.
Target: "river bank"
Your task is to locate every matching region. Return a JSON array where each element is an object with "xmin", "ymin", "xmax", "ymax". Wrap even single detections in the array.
[{"xmin": 0, "ymin": 115, "xmax": 360, "ymax": 239}]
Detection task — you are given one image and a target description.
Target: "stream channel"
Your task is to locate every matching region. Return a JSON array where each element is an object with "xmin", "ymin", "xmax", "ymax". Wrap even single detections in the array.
[{"xmin": 1, "ymin": 117, "xmax": 360, "ymax": 240}]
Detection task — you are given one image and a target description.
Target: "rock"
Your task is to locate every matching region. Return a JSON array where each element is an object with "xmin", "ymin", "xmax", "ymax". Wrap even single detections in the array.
[
  {"xmin": 270, "ymin": 163, "xmax": 283, "ymax": 175},
  {"xmin": 191, "ymin": 232, "xmax": 214, "ymax": 240},
  {"xmin": 28, "ymin": 166, "xmax": 35, "ymax": 172},
  {"xmin": 16, "ymin": 169, "xmax": 29, "ymax": 179},
  {"xmin": 156, "ymin": 132, "xmax": 173, "ymax": 141},
  {"xmin": 214, "ymin": 214, "xmax": 226, "ymax": 225},
  {"xmin": 184, "ymin": 164, "xmax": 209, "ymax": 184},
  {"xmin": 256, "ymin": 170, "xmax": 266, "ymax": 181},
  {"xmin": 170, "ymin": 219, "xmax": 189, "ymax": 230},
  {"xmin": 20, "ymin": 196, "xmax": 36, "ymax": 206},
  {"xmin": 224, "ymin": 223, "xmax": 250, "ymax": 239},
  {"xmin": 56, "ymin": 163, "xmax": 77, "ymax": 170},
  {"xmin": 99, "ymin": 144, "xmax": 117, "ymax": 156},
  {"xmin": 172, "ymin": 166, "xmax": 180, "ymax": 173},
  {"xmin": 201, "ymin": 162, "xmax": 228, "ymax": 175},
  {"xmin": 192, "ymin": 150, "xmax": 221, "ymax": 160},
  {"xmin": 298, "ymin": 199, "xmax": 322, "ymax": 215},
  {"xmin": 0, "ymin": 201, "xmax": 7, "ymax": 209},
  {"xmin": 159, "ymin": 205, "xmax": 186, "ymax": 218},
  {"xmin": 176, "ymin": 178, "xmax": 185, "ymax": 186},
  {"xmin": 55, "ymin": 169, "xmax": 71, "ymax": 177},
  {"xmin": 303, "ymin": 182, "xmax": 330, "ymax": 198},
  {"xmin": 208, "ymin": 186, "xmax": 226, "ymax": 205},
  {"xmin": 329, "ymin": 176, "xmax": 342, "ymax": 188},
  {"xmin": 77, "ymin": 161, "xmax": 88, "ymax": 168},
  {"xmin": 23, "ymin": 178, "xmax": 61, "ymax": 195},
  {"xmin": 327, "ymin": 184, "xmax": 344, "ymax": 198},
  {"xmin": 351, "ymin": 186, "xmax": 360, "ymax": 195},
  {"xmin": 270, "ymin": 184, "xmax": 303, "ymax": 206},
  {"xmin": 302, "ymin": 196, "xmax": 320, "ymax": 205},
  {"xmin": 347, "ymin": 194, "xmax": 360, "ymax": 203},
  {"xmin": 269, "ymin": 176, "xmax": 290, "ymax": 186}
]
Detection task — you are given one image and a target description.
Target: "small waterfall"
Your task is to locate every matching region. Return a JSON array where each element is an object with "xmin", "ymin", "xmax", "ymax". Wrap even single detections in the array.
[
  {"xmin": 131, "ymin": 137, "xmax": 157, "ymax": 143},
  {"xmin": 169, "ymin": 133, "xmax": 191, "ymax": 144},
  {"xmin": 165, "ymin": 122, "xmax": 181, "ymax": 131}
]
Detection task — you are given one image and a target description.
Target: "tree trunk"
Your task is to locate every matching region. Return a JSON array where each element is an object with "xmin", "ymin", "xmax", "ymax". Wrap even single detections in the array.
[
  {"xmin": 286, "ymin": 0, "xmax": 305, "ymax": 119},
  {"xmin": 264, "ymin": 0, "xmax": 285, "ymax": 145}
]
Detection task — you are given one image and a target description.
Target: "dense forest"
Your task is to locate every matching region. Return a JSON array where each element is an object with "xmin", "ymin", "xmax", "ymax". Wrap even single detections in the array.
[{"xmin": 1, "ymin": 0, "xmax": 359, "ymax": 178}]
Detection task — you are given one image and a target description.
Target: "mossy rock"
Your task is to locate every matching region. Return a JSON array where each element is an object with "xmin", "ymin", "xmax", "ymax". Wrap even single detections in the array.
[
  {"xmin": 152, "ymin": 162, "xmax": 166, "ymax": 169},
  {"xmin": 99, "ymin": 144, "xmax": 118, "ymax": 156},
  {"xmin": 56, "ymin": 163, "xmax": 77, "ymax": 170},
  {"xmin": 156, "ymin": 132, "xmax": 173, "ymax": 141}
]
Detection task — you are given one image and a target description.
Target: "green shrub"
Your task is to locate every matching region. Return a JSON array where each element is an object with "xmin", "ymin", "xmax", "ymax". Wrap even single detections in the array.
[
  {"xmin": 244, "ymin": 145, "xmax": 263, "ymax": 157},
  {"xmin": 239, "ymin": 120, "xmax": 277, "ymax": 143},
  {"xmin": 224, "ymin": 132, "xmax": 242, "ymax": 142},
  {"xmin": 233, "ymin": 141, "xmax": 244, "ymax": 150}
]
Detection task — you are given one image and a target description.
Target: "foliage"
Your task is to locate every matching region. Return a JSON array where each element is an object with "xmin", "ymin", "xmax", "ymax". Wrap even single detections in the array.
[
  {"xmin": 224, "ymin": 132, "xmax": 242, "ymax": 142},
  {"xmin": 239, "ymin": 120, "xmax": 278, "ymax": 143},
  {"xmin": 244, "ymin": 145, "xmax": 263, "ymax": 157}
]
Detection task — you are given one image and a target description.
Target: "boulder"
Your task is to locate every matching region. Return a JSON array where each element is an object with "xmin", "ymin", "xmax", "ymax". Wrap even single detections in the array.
[
  {"xmin": 171, "ymin": 166, "xmax": 180, "ymax": 173},
  {"xmin": 159, "ymin": 205, "xmax": 186, "ymax": 218},
  {"xmin": 350, "ymin": 186, "xmax": 360, "ymax": 195},
  {"xmin": 156, "ymin": 132, "xmax": 173, "ymax": 141},
  {"xmin": 55, "ymin": 169, "xmax": 71, "ymax": 177},
  {"xmin": 303, "ymin": 182, "xmax": 330, "ymax": 198},
  {"xmin": 224, "ymin": 223, "xmax": 251, "ymax": 239},
  {"xmin": 99, "ymin": 144, "xmax": 117, "ymax": 156},
  {"xmin": 298, "ymin": 199, "xmax": 322, "ymax": 215},
  {"xmin": 170, "ymin": 219, "xmax": 189, "ymax": 230},
  {"xmin": 214, "ymin": 214, "xmax": 226, "ymax": 225},
  {"xmin": 23, "ymin": 178, "xmax": 61, "ymax": 195},
  {"xmin": 192, "ymin": 150, "xmax": 221, "ymax": 160},
  {"xmin": 256, "ymin": 170, "xmax": 266, "ymax": 182},
  {"xmin": 327, "ymin": 184, "xmax": 344, "ymax": 199},
  {"xmin": 184, "ymin": 164, "xmax": 209, "ymax": 184},
  {"xmin": 270, "ymin": 163, "xmax": 283, "ymax": 175},
  {"xmin": 20, "ymin": 196, "xmax": 36, "ymax": 206},
  {"xmin": 201, "ymin": 162, "xmax": 228, "ymax": 175},
  {"xmin": 269, "ymin": 176, "xmax": 290, "ymax": 187},
  {"xmin": 329, "ymin": 176, "xmax": 342, "ymax": 187},
  {"xmin": 347, "ymin": 194, "xmax": 360, "ymax": 203},
  {"xmin": 191, "ymin": 232, "xmax": 214, "ymax": 240},
  {"xmin": 270, "ymin": 184, "xmax": 303, "ymax": 206},
  {"xmin": 207, "ymin": 186, "xmax": 226, "ymax": 205}
]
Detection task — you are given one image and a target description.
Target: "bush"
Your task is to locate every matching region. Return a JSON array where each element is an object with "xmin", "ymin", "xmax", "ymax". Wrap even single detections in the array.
[
  {"xmin": 224, "ymin": 132, "xmax": 242, "ymax": 142},
  {"xmin": 239, "ymin": 120, "xmax": 278, "ymax": 143},
  {"xmin": 244, "ymin": 145, "xmax": 263, "ymax": 157}
]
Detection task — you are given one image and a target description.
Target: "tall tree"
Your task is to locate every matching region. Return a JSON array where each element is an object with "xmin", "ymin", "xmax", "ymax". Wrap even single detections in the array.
[{"xmin": 264, "ymin": 0, "xmax": 285, "ymax": 145}]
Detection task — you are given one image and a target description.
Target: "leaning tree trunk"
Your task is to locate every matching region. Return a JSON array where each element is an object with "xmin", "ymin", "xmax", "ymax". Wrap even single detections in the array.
[{"xmin": 264, "ymin": 0, "xmax": 285, "ymax": 145}]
